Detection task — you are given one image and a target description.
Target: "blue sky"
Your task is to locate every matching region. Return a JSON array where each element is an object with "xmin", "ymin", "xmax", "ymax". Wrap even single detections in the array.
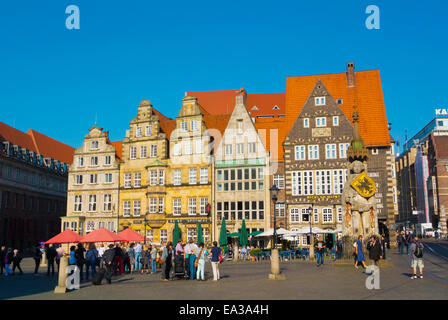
[{"xmin": 0, "ymin": 0, "xmax": 447, "ymax": 152}]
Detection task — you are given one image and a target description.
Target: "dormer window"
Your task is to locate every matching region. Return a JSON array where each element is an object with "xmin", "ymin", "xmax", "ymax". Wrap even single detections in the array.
[
  {"xmin": 315, "ymin": 97, "xmax": 325, "ymax": 106},
  {"xmin": 251, "ymin": 106, "xmax": 258, "ymax": 111},
  {"xmin": 273, "ymin": 105, "xmax": 280, "ymax": 110},
  {"xmin": 337, "ymin": 99, "xmax": 343, "ymax": 104},
  {"xmin": 90, "ymin": 141, "xmax": 99, "ymax": 150}
]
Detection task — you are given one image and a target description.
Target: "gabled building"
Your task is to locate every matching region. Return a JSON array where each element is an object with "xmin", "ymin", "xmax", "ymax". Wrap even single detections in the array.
[
  {"xmin": 0, "ymin": 122, "xmax": 74, "ymax": 249},
  {"xmin": 118, "ymin": 100, "xmax": 175, "ymax": 238},
  {"xmin": 63, "ymin": 126, "xmax": 121, "ymax": 235},
  {"xmin": 212, "ymin": 92, "xmax": 271, "ymax": 245},
  {"xmin": 283, "ymin": 80, "xmax": 352, "ymax": 244}
]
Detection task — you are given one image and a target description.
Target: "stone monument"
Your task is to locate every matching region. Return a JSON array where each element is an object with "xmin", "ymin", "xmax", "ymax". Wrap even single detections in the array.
[{"xmin": 341, "ymin": 107, "xmax": 379, "ymax": 258}]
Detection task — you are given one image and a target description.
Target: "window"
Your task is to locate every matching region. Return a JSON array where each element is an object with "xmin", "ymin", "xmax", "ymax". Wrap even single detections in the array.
[
  {"xmin": 105, "ymin": 173, "xmax": 113, "ymax": 184},
  {"xmin": 149, "ymin": 198, "xmax": 157, "ymax": 213},
  {"xmin": 158, "ymin": 197, "xmax": 164, "ymax": 213},
  {"xmin": 301, "ymin": 208, "xmax": 310, "ymax": 222},
  {"xmin": 316, "ymin": 170, "xmax": 331, "ymax": 195},
  {"xmin": 337, "ymin": 99, "xmax": 343, "ymax": 104},
  {"xmin": 290, "ymin": 208, "xmax": 300, "ymax": 222},
  {"xmin": 225, "ymin": 144, "xmax": 232, "ymax": 155},
  {"xmin": 75, "ymin": 174, "xmax": 83, "ymax": 185},
  {"xmin": 315, "ymin": 97, "xmax": 325, "ymax": 106},
  {"xmin": 140, "ymin": 146, "xmax": 147, "ymax": 158},
  {"xmin": 173, "ymin": 142, "xmax": 182, "ymax": 156},
  {"xmin": 333, "ymin": 116, "xmax": 339, "ymax": 126},
  {"xmin": 158, "ymin": 170, "xmax": 165, "ymax": 185},
  {"xmin": 173, "ymin": 198, "xmax": 181, "ymax": 215},
  {"xmin": 203, "ymin": 228, "xmax": 210, "ymax": 243},
  {"xmin": 123, "ymin": 200, "xmax": 131, "ymax": 217},
  {"xmin": 313, "ymin": 208, "xmax": 319, "ymax": 223},
  {"xmin": 90, "ymin": 156, "xmax": 98, "ymax": 166},
  {"xmin": 150, "ymin": 170, "xmax": 157, "ymax": 186},
  {"xmin": 74, "ymin": 195, "xmax": 82, "ymax": 212},
  {"xmin": 173, "ymin": 169, "xmax": 182, "ymax": 185},
  {"xmin": 333, "ymin": 169, "xmax": 346, "ymax": 194},
  {"xmin": 325, "ymin": 144, "xmax": 337, "ymax": 159},
  {"xmin": 339, "ymin": 143, "xmax": 349, "ymax": 159},
  {"xmin": 124, "ymin": 173, "xmax": 132, "ymax": 188},
  {"xmin": 146, "ymin": 229, "xmax": 153, "ymax": 242},
  {"xmin": 322, "ymin": 208, "xmax": 333, "ymax": 223},
  {"xmin": 89, "ymin": 174, "xmax": 98, "ymax": 184},
  {"xmin": 303, "ymin": 171, "xmax": 314, "ymax": 195},
  {"xmin": 200, "ymin": 197, "xmax": 208, "ymax": 215},
  {"xmin": 136, "ymin": 126, "xmax": 142, "ymax": 137},
  {"xmin": 273, "ymin": 174, "xmax": 285, "ymax": 189},
  {"xmin": 372, "ymin": 148, "xmax": 379, "ymax": 155},
  {"xmin": 316, "ymin": 117, "xmax": 326, "ymax": 127},
  {"xmin": 88, "ymin": 194, "xmax": 97, "ymax": 212},
  {"xmin": 187, "ymin": 228, "xmax": 197, "ymax": 242},
  {"xmin": 105, "ymin": 155, "xmax": 111, "ymax": 165},
  {"xmin": 86, "ymin": 221, "xmax": 95, "ymax": 233},
  {"xmin": 295, "ymin": 145, "xmax": 306, "ymax": 160},
  {"xmin": 303, "ymin": 118, "xmax": 309, "ymax": 128},
  {"xmin": 337, "ymin": 207, "xmax": 343, "ymax": 222},
  {"xmin": 188, "ymin": 198, "xmax": 197, "ymax": 215},
  {"xmin": 145, "ymin": 125, "xmax": 152, "ymax": 136},
  {"xmin": 150, "ymin": 145, "xmax": 157, "ymax": 158},
  {"xmin": 189, "ymin": 168, "xmax": 197, "ymax": 184},
  {"xmin": 248, "ymin": 142, "xmax": 256, "ymax": 154},
  {"xmin": 237, "ymin": 120, "xmax": 243, "ymax": 134},
  {"xmin": 181, "ymin": 121, "xmax": 187, "ymax": 132},
  {"xmin": 195, "ymin": 140, "xmax": 203, "ymax": 154},
  {"xmin": 184, "ymin": 141, "xmax": 192, "ymax": 155},
  {"xmin": 130, "ymin": 147, "xmax": 137, "ymax": 159},
  {"xmin": 275, "ymin": 203, "xmax": 285, "ymax": 217},
  {"xmin": 78, "ymin": 157, "xmax": 84, "ymax": 167},
  {"xmin": 103, "ymin": 194, "xmax": 112, "ymax": 212},
  {"xmin": 133, "ymin": 200, "xmax": 141, "ymax": 216},
  {"xmin": 91, "ymin": 141, "xmax": 99, "ymax": 150},
  {"xmin": 160, "ymin": 230, "xmax": 167, "ymax": 243},
  {"xmin": 237, "ymin": 143, "xmax": 244, "ymax": 154},
  {"xmin": 134, "ymin": 172, "xmax": 141, "ymax": 187},
  {"xmin": 191, "ymin": 120, "xmax": 198, "ymax": 131},
  {"xmin": 200, "ymin": 168, "xmax": 208, "ymax": 184},
  {"xmin": 308, "ymin": 145, "xmax": 319, "ymax": 160}
]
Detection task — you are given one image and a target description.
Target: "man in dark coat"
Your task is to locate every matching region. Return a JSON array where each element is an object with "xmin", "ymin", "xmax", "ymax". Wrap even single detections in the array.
[
  {"xmin": 46, "ymin": 244, "xmax": 57, "ymax": 276},
  {"xmin": 12, "ymin": 249, "xmax": 23, "ymax": 275},
  {"xmin": 32, "ymin": 244, "xmax": 42, "ymax": 274},
  {"xmin": 367, "ymin": 236, "xmax": 382, "ymax": 265},
  {"xmin": 113, "ymin": 244, "xmax": 124, "ymax": 275},
  {"xmin": 102, "ymin": 244, "xmax": 116, "ymax": 284},
  {"xmin": 75, "ymin": 243, "xmax": 86, "ymax": 280}
]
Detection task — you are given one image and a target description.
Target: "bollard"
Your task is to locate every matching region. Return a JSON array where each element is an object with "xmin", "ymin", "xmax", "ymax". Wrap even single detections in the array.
[
  {"xmin": 269, "ymin": 249, "xmax": 285, "ymax": 280},
  {"xmin": 233, "ymin": 245, "xmax": 239, "ymax": 262},
  {"xmin": 54, "ymin": 256, "xmax": 68, "ymax": 294},
  {"xmin": 40, "ymin": 250, "xmax": 48, "ymax": 267}
]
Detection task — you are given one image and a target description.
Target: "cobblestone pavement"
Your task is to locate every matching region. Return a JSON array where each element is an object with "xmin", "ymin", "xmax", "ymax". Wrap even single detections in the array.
[{"xmin": 1, "ymin": 240, "xmax": 447, "ymax": 300}]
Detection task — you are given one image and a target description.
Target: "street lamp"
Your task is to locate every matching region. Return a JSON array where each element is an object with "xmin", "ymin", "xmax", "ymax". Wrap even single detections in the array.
[
  {"xmin": 308, "ymin": 206, "xmax": 314, "ymax": 259},
  {"xmin": 143, "ymin": 215, "xmax": 149, "ymax": 245},
  {"xmin": 270, "ymin": 184, "xmax": 279, "ymax": 249}
]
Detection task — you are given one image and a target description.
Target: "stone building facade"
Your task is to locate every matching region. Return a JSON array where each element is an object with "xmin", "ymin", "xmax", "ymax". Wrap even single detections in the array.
[
  {"xmin": 62, "ymin": 126, "xmax": 121, "ymax": 235},
  {"xmin": 0, "ymin": 122, "xmax": 74, "ymax": 249}
]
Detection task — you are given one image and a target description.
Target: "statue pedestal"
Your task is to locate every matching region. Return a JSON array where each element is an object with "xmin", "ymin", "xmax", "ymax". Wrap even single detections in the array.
[
  {"xmin": 342, "ymin": 235, "xmax": 356, "ymax": 260},
  {"xmin": 54, "ymin": 256, "xmax": 68, "ymax": 294},
  {"xmin": 268, "ymin": 249, "xmax": 286, "ymax": 280},
  {"xmin": 233, "ymin": 245, "xmax": 239, "ymax": 262}
]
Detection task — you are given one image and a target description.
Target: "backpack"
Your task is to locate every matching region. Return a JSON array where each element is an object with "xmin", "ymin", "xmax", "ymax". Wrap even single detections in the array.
[{"xmin": 414, "ymin": 243, "xmax": 423, "ymax": 258}]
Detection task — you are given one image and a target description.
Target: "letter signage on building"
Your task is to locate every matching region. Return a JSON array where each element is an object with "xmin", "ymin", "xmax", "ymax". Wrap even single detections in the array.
[{"xmin": 435, "ymin": 109, "xmax": 448, "ymax": 116}]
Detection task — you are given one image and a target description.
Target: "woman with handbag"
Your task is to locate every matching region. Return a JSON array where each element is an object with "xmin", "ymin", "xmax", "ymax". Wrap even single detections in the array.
[
  {"xmin": 209, "ymin": 241, "xmax": 222, "ymax": 281},
  {"xmin": 195, "ymin": 243, "xmax": 208, "ymax": 281}
]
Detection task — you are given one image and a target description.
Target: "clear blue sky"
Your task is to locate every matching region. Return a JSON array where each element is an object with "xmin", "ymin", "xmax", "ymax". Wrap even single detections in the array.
[{"xmin": 1, "ymin": 0, "xmax": 447, "ymax": 152}]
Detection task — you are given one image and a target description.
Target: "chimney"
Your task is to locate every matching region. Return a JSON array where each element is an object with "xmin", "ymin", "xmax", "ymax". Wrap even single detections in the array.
[
  {"xmin": 235, "ymin": 88, "xmax": 246, "ymax": 106},
  {"xmin": 346, "ymin": 62, "xmax": 356, "ymax": 88}
]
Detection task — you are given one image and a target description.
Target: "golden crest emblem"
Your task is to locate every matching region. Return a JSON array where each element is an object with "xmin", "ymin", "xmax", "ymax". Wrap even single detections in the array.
[{"xmin": 350, "ymin": 172, "xmax": 376, "ymax": 198}]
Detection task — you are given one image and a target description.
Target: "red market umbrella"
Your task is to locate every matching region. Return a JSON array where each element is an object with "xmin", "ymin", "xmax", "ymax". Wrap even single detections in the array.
[
  {"xmin": 118, "ymin": 228, "xmax": 145, "ymax": 242},
  {"xmin": 45, "ymin": 229, "xmax": 83, "ymax": 244},
  {"xmin": 79, "ymin": 228, "xmax": 123, "ymax": 243}
]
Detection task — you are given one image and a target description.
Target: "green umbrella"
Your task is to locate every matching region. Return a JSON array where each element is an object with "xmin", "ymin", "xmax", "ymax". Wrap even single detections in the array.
[
  {"xmin": 197, "ymin": 222, "xmax": 204, "ymax": 245},
  {"xmin": 248, "ymin": 230, "xmax": 263, "ymax": 236},
  {"xmin": 172, "ymin": 220, "xmax": 180, "ymax": 245},
  {"xmin": 219, "ymin": 218, "xmax": 228, "ymax": 252},
  {"xmin": 240, "ymin": 219, "xmax": 248, "ymax": 247},
  {"xmin": 227, "ymin": 232, "xmax": 240, "ymax": 237}
]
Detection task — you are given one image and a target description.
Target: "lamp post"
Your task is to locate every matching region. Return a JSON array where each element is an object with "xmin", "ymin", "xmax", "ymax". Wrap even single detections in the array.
[
  {"xmin": 308, "ymin": 206, "xmax": 315, "ymax": 260},
  {"xmin": 268, "ymin": 184, "xmax": 284, "ymax": 280},
  {"xmin": 143, "ymin": 215, "xmax": 149, "ymax": 245}
]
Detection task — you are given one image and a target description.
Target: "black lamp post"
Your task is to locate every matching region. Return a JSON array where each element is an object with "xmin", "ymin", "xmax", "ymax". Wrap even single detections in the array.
[
  {"xmin": 143, "ymin": 215, "xmax": 149, "ymax": 245},
  {"xmin": 270, "ymin": 184, "xmax": 279, "ymax": 249},
  {"xmin": 308, "ymin": 206, "xmax": 314, "ymax": 259}
]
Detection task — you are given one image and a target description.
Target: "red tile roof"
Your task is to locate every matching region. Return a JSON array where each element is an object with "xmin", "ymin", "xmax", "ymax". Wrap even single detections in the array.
[
  {"xmin": 109, "ymin": 141, "xmax": 122, "ymax": 161},
  {"xmin": 247, "ymin": 93, "xmax": 285, "ymax": 118},
  {"xmin": 188, "ymin": 89, "xmax": 240, "ymax": 115},
  {"xmin": 285, "ymin": 70, "xmax": 390, "ymax": 147},
  {"xmin": 254, "ymin": 118, "xmax": 288, "ymax": 162},
  {"xmin": 153, "ymin": 107, "xmax": 176, "ymax": 139},
  {"xmin": 0, "ymin": 121, "xmax": 75, "ymax": 164}
]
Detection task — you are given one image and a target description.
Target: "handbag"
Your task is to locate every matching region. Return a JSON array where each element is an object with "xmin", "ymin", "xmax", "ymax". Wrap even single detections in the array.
[
  {"xmin": 218, "ymin": 252, "xmax": 223, "ymax": 263},
  {"xmin": 194, "ymin": 248, "xmax": 204, "ymax": 268}
]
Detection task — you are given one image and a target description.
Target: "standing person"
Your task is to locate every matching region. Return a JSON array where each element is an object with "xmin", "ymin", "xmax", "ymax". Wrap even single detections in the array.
[
  {"xmin": 85, "ymin": 244, "xmax": 98, "ymax": 279},
  {"xmin": 127, "ymin": 243, "xmax": 135, "ymax": 274},
  {"xmin": 355, "ymin": 235, "xmax": 367, "ymax": 269},
  {"xmin": 161, "ymin": 242, "xmax": 173, "ymax": 281},
  {"xmin": 189, "ymin": 239, "xmax": 198, "ymax": 280},
  {"xmin": 98, "ymin": 243, "xmax": 105, "ymax": 268},
  {"xmin": 4, "ymin": 248, "xmax": 14, "ymax": 276},
  {"xmin": 410, "ymin": 236, "xmax": 424, "ymax": 279},
  {"xmin": 68, "ymin": 246, "xmax": 77, "ymax": 266},
  {"xmin": 397, "ymin": 232, "xmax": 403, "ymax": 254},
  {"xmin": 12, "ymin": 249, "xmax": 23, "ymax": 275},
  {"xmin": 335, "ymin": 237, "xmax": 343, "ymax": 260},
  {"xmin": 46, "ymin": 244, "xmax": 57, "ymax": 276},
  {"xmin": 75, "ymin": 243, "xmax": 86, "ymax": 280},
  {"xmin": 32, "ymin": 244, "xmax": 42, "ymax": 275},
  {"xmin": 184, "ymin": 240, "xmax": 192, "ymax": 279},
  {"xmin": 113, "ymin": 243, "xmax": 124, "ymax": 275},
  {"xmin": 209, "ymin": 241, "xmax": 221, "ymax": 281},
  {"xmin": 175, "ymin": 239, "xmax": 183, "ymax": 256},
  {"xmin": 56, "ymin": 245, "xmax": 65, "ymax": 272},
  {"xmin": 367, "ymin": 236, "xmax": 382, "ymax": 266},
  {"xmin": 314, "ymin": 235, "xmax": 326, "ymax": 267},
  {"xmin": 405, "ymin": 231, "xmax": 411, "ymax": 255},
  {"xmin": 134, "ymin": 242, "xmax": 143, "ymax": 272},
  {"xmin": 141, "ymin": 246, "xmax": 150, "ymax": 274},
  {"xmin": 102, "ymin": 244, "xmax": 116, "ymax": 284},
  {"xmin": 122, "ymin": 243, "xmax": 131, "ymax": 274},
  {"xmin": 150, "ymin": 244, "xmax": 158, "ymax": 274},
  {"xmin": 0, "ymin": 246, "xmax": 6, "ymax": 275},
  {"xmin": 195, "ymin": 243, "xmax": 208, "ymax": 281}
]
